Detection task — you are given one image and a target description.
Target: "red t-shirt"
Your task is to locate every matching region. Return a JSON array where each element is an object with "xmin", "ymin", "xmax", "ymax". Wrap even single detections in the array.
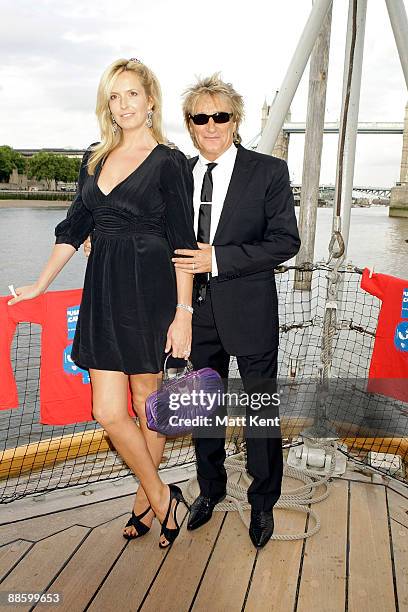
[
  {"xmin": 360, "ymin": 268, "xmax": 408, "ymax": 403},
  {"xmin": 0, "ymin": 290, "xmax": 133, "ymax": 425}
]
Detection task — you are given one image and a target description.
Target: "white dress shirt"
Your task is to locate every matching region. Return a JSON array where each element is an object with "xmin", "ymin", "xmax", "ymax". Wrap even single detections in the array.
[{"xmin": 192, "ymin": 143, "xmax": 237, "ymax": 277}]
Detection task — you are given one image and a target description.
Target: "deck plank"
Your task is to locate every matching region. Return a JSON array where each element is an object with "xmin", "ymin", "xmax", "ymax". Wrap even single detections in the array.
[
  {"xmin": 244, "ymin": 475, "xmax": 316, "ymax": 612},
  {"xmin": 245, "ymin": 476, "xmax": 306, "ymax": 612},
  {"xmin": 244, "ymin": 508, "xmax": 306, "ymax": 611},
  {"xmin": 35, "ymin": 516, "xmax": 128, "ymax": 612},
  {"xmin": 388, "ymin": 491, "xmax": 408, "ymax": 611},
  {"xmin": 386, "ymin": 478, "xmax": 408, "ymax": 501},
  {"xmin": 349, "ymin": 482, "xmax": 396, "ymax": 612},
  {"xmin": 390, "ymin": 521, "xmax": 408, "ymax": 611},
  {"xmin": 0, "ymin": 495, "xmax": 132, "ymax": 546},
  {"xmin": 388, "ymin": 489, "xmax": 408, "ymax": 529},
  {"xmin": 192, "ymin": 511, "xmax": 256, "ymax": 611},
  {"xmin": 0, "ymin": 525, "xmax": 89, "ymax": 612},
  {"xmin": 0, "ymin": 540, "xmax": 32, "ymax": 582},
  {"xmin": 140, "ymin": 511, "xmax": 224, "ymax": 612},
  {"xmin": 87, "ymin": 509, "xmax": 186, "ymax": 612},
  {"xmin": 297, "ymin": 479, "xmax": 348, "ymax": 612}
]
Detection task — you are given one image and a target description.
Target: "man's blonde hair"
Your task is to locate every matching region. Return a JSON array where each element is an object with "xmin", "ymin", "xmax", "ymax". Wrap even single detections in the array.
[
  {"xmin": 182, "ymin": 73, "xmax": 244, "ymax": 147},
  {"xmin": 87, "ymin": 59, "xmax": 166, "ymax": 174}
]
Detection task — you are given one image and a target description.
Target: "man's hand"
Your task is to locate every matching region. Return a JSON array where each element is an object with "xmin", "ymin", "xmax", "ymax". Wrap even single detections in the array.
[
  {"xmin": 83, "ymin": 236, "xmax": 92, "ymax": 258},
  {"xmin": 172, "ymin": 243, "xmax": 212, "ymax": 274}
]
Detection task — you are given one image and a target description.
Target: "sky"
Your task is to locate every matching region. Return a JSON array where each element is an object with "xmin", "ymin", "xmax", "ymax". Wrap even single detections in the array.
[{"xmin": 0, "ymin": 0, "xmax": 407, "ymax": 187}]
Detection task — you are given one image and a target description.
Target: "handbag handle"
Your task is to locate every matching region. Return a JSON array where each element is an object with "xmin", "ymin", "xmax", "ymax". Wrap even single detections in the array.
[{"xmin": 163, "ymin": 352, "xmax": 194, "ymax": 381}]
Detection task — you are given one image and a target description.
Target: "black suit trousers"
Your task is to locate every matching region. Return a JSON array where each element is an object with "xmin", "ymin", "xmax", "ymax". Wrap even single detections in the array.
[{"xmin": 191, "ymin": 287, "xmax": 283, "ymax": 512}]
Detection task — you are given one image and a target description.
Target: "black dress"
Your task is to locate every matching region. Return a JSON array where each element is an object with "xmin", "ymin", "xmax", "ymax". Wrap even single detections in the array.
[{"xmin": 55, "ymin": 144, "xmax": 197, "ymax": 374}]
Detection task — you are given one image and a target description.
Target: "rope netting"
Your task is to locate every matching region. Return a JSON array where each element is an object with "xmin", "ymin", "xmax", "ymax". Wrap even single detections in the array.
[{"xmin": 0, "ymin": 264, "xmax": 406, "ymax": 503}]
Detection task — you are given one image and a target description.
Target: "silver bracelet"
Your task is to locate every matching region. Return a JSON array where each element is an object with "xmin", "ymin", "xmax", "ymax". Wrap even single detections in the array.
[{"xmin": 176, "ymin": 303, "xmax": 194, "ymax": 314}]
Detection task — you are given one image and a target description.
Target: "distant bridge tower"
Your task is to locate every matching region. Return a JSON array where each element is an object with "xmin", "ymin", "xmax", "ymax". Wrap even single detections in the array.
[
  {"xmin": 261, "ymin": 92, "xmax": 291, "ymax": 161},
  {"xmin": 390, "ymin": 100, "xmax": 408, "ymax": 217}
]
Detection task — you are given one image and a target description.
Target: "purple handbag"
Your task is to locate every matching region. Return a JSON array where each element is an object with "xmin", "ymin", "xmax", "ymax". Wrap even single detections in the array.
[{"xmin": 145, "ymin": 354, "xmax": 224, "ymax": 436}]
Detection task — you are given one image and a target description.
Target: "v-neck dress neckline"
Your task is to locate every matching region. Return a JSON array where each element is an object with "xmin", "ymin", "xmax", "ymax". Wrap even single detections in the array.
[{"xmin": 96, "ymin": 143, "xmax": 163, "ymax": 197}]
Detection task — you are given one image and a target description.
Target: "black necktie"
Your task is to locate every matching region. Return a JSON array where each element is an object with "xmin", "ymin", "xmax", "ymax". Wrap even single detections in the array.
[
  {"xmin": 197, "ymin": 162, "xmax": 217, "ymax": 243},
  {"xmin": 196, "ymin": 162, "xmax": 217, "ymax": 303}
]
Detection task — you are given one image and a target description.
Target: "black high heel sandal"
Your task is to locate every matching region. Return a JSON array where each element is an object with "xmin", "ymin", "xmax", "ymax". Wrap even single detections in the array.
[
  {"xmin": 159, "ymin": 484, "xmax": 190, "ymax": 549},
  {"xmin": 123, "ymin": 505, "xmax": 154, "ymax": 540}
]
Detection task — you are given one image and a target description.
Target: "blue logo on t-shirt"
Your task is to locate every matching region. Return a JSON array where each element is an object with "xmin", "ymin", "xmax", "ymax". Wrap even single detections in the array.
[
  {"xmin": 64, "ymin": 304, "xmax": 90, "ymax": 384},
  {"xmin": 394, "ymin": 321, "xmax": 408, "ymax": 352},
  {"xmin": 67, "ymin": 305, "xmax": 80, "ymax": 340},
  {"xmin": 63, "ymin": 344, "xmax": 90, "ymax": 383},
  {"xmin": 402, "ymin": 289, "xmax": 408, "ymax": 319}
]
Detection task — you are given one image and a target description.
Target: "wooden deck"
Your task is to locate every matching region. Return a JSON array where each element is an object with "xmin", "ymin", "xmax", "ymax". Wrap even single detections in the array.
[{"xmin": 0, "ymin": 468, "xmax": 407, "ymax": 612}]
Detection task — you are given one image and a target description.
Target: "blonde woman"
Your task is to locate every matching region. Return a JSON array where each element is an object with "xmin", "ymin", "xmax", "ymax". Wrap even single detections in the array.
[{"xmin": 8, "ymin": 58, "xmax": 196, "ymax": 548}]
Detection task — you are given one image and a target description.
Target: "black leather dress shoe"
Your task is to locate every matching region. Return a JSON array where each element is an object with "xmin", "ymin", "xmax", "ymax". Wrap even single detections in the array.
[
  {"xmin": 187, "ymin": 493, "xmax": 226, "ymax": 531},
  {"xmin": 249, "ymin": 509, "xmax": 274, "ymax": 548}
]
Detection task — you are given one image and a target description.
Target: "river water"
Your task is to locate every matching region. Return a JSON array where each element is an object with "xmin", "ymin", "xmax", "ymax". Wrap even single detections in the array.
[{"xmin": 0, "ymin": 205, "xmax": 407, "ymax": 291}]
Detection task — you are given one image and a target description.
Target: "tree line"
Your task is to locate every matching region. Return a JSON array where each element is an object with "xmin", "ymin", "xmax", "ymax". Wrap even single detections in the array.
[{"xmin": 0, "ymin": 145, "xmax": 81, "ymax": 189}]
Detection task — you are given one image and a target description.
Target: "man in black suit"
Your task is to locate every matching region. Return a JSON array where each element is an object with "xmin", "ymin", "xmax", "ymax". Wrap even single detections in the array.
[{"xmin": 172, "ymin": 74, "xmax": 300, "ymax": 548}]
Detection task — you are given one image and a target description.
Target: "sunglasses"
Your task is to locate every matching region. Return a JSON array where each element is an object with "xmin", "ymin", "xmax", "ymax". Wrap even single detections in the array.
[{"xmin": 189, "ymin": 112, "xmax": 233, "ymax": 125}]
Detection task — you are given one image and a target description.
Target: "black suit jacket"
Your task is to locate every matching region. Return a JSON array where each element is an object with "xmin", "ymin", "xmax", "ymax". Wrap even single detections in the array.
[{"xmin": 189, "ymin": 144, "xmax": 300, "ymax": 356}]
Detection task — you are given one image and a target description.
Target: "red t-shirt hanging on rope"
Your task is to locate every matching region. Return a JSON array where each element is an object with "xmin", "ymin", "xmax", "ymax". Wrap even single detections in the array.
[
  {"xmin": 0, "ymin": 290, "xmax": 133, "ymax": 425},
  {"xmin": 360, "ymin": 268, "xmax": 408, "ymax": 403}
]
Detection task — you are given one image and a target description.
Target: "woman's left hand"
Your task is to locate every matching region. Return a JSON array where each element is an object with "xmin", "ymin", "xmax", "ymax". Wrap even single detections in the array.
[{"xmin": 165, "ymin": 310, "xmax": 192, "ymax": 359}]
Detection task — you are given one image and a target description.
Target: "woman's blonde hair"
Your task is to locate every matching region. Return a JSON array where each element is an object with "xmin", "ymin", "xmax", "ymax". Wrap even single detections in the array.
[
  {"xmin": 182, "ymin": 73, "xmax": 245, "ymax": 147},
  {"xmin": 87, "ymin": 58, "xmax": 166, "ymax": 174}
]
